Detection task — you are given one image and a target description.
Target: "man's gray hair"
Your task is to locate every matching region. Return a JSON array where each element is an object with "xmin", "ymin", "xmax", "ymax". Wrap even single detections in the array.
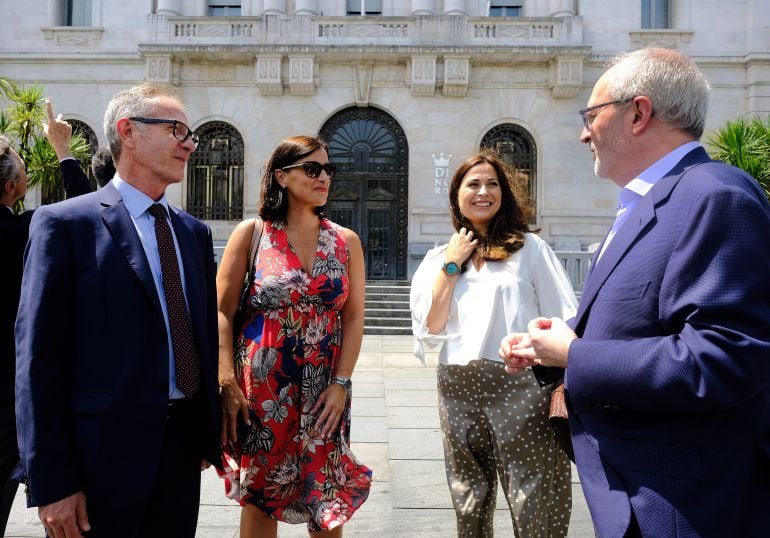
[
  {"xmin": 103, "ymin": 83, "xmax": 183, "ymax": 163},
  {"xmin": 0, "ymin": 136, "xmax": 20, "ymax": 187},
  {"xmin": 605, "ymin": 47, "xmax": 710, "ymax": 139}
]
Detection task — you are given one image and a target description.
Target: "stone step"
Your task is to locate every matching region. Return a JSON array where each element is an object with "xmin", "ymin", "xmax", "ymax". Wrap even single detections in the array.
[
  {"xmin": 363, "ymin": 325, "xmax": 413, "ymax": 335},
  {"xmin": 365, "ymin": 300, "xmax": 411, "ymax": 310},
  {"xmin": 365, "ymin": 308, "xmax": 411, "ymax": 318},
  {"xmin": 365, "ymin": 280, "xmax": 410, "ymax": 286},
  {"xmin": 365, "ymin": 292, "xmax": 410, "ymax": 302},
  {"xmin": 364, "ymin": 280, "xmax": 411, "ymax": 335},
  {"xmin": 364, "ymin": 316, "xmax": 412, "ymax": 328}
]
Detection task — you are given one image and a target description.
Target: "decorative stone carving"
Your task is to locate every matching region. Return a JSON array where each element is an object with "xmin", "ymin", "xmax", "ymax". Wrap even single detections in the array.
[
  {"xmin": 255, "ymin": 55, "xmax": 283, "ymax": 95},
  {"xmin": 146, "ymin": 55, "xmax": 173, "ymax": 83},
  {"xmin": 550, "ymin": 57, "xmax": 582, "ymax": 98},
  {"xmin": 442, "ymin": 56, "xmax": 469, "ymax": 97},
  {"xmin": 288, "ymin": 56, "xmax": 315, "ymax": 95},
  {"xmin": 353, "ymin": 64, "xmax": 373, "ymax": 107},
  {"xmin": 629, "ymin": 30, "xmax": 694, "ymax": 48},
  {"xmin": 42, "ymin": 27, "xmax": 104, "ymax": 46},
  {"xmin": 410, "ymin": 55, "xmax": 436, "ymax": 96}
]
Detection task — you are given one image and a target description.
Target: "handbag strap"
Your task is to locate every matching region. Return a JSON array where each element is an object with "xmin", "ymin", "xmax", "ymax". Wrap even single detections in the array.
[{"xmin": 246, "ymin": 218, "xmax": 264, "ymax": 280}]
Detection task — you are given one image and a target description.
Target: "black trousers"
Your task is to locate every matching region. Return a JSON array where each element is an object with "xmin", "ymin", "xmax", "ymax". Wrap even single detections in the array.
[
  {"xmin": 0, "ymin": 409, "xmax": 20, "ymax": 538},
  {"xmin": 84, "ymin": 399, "xmax": 203, "ymax": 538}
]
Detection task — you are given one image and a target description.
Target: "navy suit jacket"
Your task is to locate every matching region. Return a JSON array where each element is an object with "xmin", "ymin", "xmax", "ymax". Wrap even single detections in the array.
[
  {"xmin": 14, "ymin": 183, "xmax": 221, "ymax": 508},
  {"xmin": 563, "ymin": 147, "xmax": 770, "ymax": 537}
]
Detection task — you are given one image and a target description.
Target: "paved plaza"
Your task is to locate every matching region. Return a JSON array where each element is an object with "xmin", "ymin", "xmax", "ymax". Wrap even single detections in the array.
[{"xmin": 7, "ymin": 335, "xmax": 593, "ymax": 537}]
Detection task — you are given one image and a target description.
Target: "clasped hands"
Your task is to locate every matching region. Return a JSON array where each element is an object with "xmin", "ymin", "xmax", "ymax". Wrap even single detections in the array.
[{"xmin": 498, "ymin": 317, "xmax": 577, "ymax": 374}]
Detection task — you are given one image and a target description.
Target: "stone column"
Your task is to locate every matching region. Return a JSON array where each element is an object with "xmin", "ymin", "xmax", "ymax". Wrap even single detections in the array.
[
  {"xmin": 549, "ymin": 0, "xmax": 575, "ymax": 17},
  {"xmin": 156, "ymin": 0, "xmax": 181, "ymax": 16},
  {"xmin": 295, "ymin": 0, "xmax": 318, "ymax": 14},
  {"xmin": 263, "ymin": 0, "xmax": 286, "ymax": 14},
  {"xmin": 443, "ymin": 0, "xmax": 467, "ymax": 15},
  {"xmin": 411, "ymin": 0, "xmax": 435, "ymax": 15}
]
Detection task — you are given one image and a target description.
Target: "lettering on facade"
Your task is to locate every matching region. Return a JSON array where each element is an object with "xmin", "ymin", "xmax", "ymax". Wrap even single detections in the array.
[{"xmin": 432, "ymin": 153, "xmax": 452, "ymax": 195}]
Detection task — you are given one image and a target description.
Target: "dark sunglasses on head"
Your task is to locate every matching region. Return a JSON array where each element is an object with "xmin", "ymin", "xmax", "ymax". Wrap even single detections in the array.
[
  {"xmin": 128, "ymin": 117, "xmax": 200, "ymax": 147},
  {"xmin": 281, "ymin": 161, "xmax": 335, "ymax": 179}
]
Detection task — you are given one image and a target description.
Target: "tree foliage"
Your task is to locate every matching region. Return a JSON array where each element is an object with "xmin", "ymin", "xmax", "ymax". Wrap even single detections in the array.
[
  {"xmin": 0, "ymin": 77, "xmax": 90, "ymax": 211},
  {"xmin": 706, "ymin": 116, "xmax": 770, "ymax": 201}
]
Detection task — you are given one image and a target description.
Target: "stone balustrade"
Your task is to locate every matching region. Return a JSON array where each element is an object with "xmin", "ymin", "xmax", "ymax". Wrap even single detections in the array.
[{"xmin": 146, "ymin": 13, "xmax": 582, "ymax": 47}]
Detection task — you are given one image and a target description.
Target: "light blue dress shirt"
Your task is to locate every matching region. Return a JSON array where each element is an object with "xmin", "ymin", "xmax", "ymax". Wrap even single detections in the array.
[
  {"xmin": 113, "ymin": 176, "xmax": 190, "ymax": 399},
  {"xmin": 597, "ymin": 141, "xmax": 701, "ymax": 262}
]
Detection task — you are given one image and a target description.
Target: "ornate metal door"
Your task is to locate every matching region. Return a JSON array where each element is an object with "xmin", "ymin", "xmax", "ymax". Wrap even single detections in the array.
[{"xmin": 320, "ymin": 107, "xmax": 408, "ymax": 280}]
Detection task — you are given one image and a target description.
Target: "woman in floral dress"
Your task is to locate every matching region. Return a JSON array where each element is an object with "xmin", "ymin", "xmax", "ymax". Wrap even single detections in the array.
[{"xmin": 216, "ymin": 135, "xmax": 371, "ymax": 537}]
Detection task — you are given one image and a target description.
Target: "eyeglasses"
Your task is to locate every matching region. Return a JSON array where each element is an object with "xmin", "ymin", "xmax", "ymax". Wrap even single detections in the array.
[
  {"xmin": 281, "ymin": 161, "xmax": 336, "ymax": 179},
  {"xmin": 128, "ymin": 117, "xmax": 200, "ymax": 147},
  {"xmin": 578, "ymin": 97, "xmax": 635, "ymax": 130}
]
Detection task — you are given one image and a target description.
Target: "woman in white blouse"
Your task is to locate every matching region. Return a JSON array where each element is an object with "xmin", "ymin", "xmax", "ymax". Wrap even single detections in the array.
[{"xmin": 410, "ymin": 151, "xmax": 577, "ymax": 537}]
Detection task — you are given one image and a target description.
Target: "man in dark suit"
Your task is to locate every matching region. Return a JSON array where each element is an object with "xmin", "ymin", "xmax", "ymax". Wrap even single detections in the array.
[
  {"xmin": 90, "ymin": 146, "xmax": 115, "ymax": 187},
  {"xmin": 15, "ymin": 84, "xmax": 221, "ymax": 537},
  {"xmin": 501, "ymin": 48, "xmax": 770, "ymax": 537},
  {"xmin": 0, "ymin": 101, "xmax": 93, "ymax": 536}
]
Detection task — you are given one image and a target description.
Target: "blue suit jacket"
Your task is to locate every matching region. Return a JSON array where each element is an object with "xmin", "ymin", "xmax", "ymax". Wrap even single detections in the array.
[
  {"xmin": 14, "ymin": 183, "xmax": 221, "ymax": 508},
  {"xmin": 563, "ymin": 147, "xmax": 770, "ymax": 537}
]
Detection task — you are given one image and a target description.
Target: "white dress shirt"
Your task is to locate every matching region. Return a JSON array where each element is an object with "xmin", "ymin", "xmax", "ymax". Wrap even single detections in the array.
[{"xmin": 410, "ymin": 233, "xmax": 578, "ymax": 366}]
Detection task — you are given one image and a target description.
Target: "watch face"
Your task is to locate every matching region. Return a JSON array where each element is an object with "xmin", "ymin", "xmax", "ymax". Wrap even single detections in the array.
[{"xmin": 443, "ymin": 262, "xmax": 460, "ymax": 276}]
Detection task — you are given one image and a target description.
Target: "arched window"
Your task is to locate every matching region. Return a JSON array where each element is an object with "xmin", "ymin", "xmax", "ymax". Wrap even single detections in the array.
[
  {"xmin": 41, "ymin": 119, "xmax": 97, "ymax": 204},
  {"xmin": 186, "ymin": 121, "xmax": 244, "ymax": 221},
  {"xmin": 480, "ymin": 123, "xmax": 537, "ymax": 221}
]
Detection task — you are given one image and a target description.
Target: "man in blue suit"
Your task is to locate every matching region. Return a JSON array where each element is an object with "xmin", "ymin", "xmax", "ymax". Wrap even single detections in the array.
[
  {"xmin": 501, "ymin": 48, "xmax": 770, "ymax": 536},
  {"xmin": 15, "ymin": 84, "xmax": 221, "ymax": 537}
]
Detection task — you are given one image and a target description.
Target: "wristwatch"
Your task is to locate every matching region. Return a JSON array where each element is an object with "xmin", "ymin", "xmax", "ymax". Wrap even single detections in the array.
[
  {"xmin": 442, "ymin": 261, "xmax": 461, "ymax": 276},
  {"xmin": 331, "ymin": 376, "xmax": 352, "ymax": 392}
]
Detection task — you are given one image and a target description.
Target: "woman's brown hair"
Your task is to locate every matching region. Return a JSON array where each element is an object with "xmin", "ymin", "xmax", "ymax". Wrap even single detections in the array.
[
  {"xmin": 448, "ymin": 150, "xmax": 535, "ymax": 262},
  {"xmin": 257, "ymin": 135, "xmax": 328, "ymax": 222}
]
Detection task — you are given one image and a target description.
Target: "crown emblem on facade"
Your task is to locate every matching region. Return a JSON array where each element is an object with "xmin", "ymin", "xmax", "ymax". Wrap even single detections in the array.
[{"xmin": 432, "ymin": 153, "xmax": 452, "ymax": 167}]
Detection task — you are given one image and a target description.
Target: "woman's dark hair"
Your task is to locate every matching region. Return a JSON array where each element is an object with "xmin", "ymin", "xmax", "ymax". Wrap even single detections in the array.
[
  {"xmin": 258, "ymin": 135, "xmax": 328, "ymax": 222},
  {"xmin": 448, "ymin": 150, "xmax": 535, "ymax": 262}
]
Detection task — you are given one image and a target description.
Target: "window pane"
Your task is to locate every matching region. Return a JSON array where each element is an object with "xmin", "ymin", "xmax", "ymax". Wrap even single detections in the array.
[
  {"xmin": 641, "ymin": 0, "xmax": 651, "ymax": 28},
  {"xmin": 67, "ymin": 0, "xmax": 92, "ymax": 26},
  {"xmin": 654, "ymin": 0, "xmax": 669, "ymax": 28},
  {"xmin": 642, "ymin": 0, "xmax": 669, "ymax": 29},
  {"xmin": 489, "ymin": 4, "xmax": 521, "ymax": 17}
]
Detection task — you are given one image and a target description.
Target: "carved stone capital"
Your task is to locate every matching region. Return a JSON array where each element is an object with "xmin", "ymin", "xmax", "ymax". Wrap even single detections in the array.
[
  {"xmin": 550, "ymin": 56, "xmax": 582, "ymax": 99},
  {"xmin": 145, "ymin": 55, "xmax": 174, "ymax": 83},
  {"xmin": 288, "ymin": 56, "xmax": 315, "ymax": 96},
  {"xmin": 255, "ymin": 55, "xmax": 283, "ymax": 96},
  {"xmin": 442, "ymin": 56, "xmax": 469, "ymax": 97},
  {"xmin": 410, "ymin": 55, "xmax": 436, "ymax": 96}
]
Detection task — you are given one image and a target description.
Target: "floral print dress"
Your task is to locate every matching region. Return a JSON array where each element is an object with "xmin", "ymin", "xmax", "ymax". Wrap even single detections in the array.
[{"xmin": 220, "ymin": 219, "xmax": 372, "ymax": 531}]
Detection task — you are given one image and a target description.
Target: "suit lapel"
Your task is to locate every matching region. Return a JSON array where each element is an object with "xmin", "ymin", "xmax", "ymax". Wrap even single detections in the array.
[
  {"xmin": 99, "ymin": 183, "xmax": 163, "ymax": 314},
  {"xmin": 574, "ymin": 147, "xmax": 712, "ymax": 332}
]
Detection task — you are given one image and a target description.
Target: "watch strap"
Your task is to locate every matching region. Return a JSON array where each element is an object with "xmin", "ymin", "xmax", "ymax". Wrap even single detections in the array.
[{"xmin": 331, "ymin": 376, "xmax": 352, "ymax": 391}]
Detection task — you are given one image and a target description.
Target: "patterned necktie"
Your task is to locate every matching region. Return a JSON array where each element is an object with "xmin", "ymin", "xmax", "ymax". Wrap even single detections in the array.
[{"xmin": 148, "ymin": 203, "xmax": 200, "ymax": 397}]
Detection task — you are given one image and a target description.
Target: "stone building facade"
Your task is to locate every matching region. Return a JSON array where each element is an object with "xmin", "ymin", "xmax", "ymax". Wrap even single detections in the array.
[{"xmin": 3, "ymin": 0, "xmax": 769, "ymax": 280}]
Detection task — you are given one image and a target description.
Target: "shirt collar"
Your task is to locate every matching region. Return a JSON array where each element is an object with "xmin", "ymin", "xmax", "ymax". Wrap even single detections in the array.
[
  {"xmin": 113, "ymin": 175, "xmax": 170, "ymax": 219},
  {"xmin": 625, "ymin": 141, "xmax": 701, "ymax": 198}
]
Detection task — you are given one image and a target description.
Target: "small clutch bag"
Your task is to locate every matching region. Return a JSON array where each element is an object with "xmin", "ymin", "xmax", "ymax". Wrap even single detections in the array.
[{"xmin": 548, "ymin": 379, "xmax": 575, "ymax": 462}]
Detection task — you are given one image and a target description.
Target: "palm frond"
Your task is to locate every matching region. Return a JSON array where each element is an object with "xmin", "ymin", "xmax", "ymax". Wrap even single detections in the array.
[{"xmin": 706, "ymin": 115, "xmax": 770, "ymax": 201}]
